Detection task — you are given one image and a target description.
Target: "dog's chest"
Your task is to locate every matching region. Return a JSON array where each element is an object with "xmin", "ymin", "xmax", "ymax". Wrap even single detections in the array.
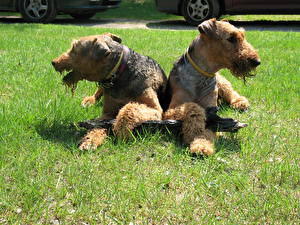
[{"xmin": 177, "ymin": 63, "xmax": 216, "ymax": 100}]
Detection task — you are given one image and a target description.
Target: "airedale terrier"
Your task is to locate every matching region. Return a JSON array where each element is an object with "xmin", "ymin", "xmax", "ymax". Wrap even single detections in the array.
[
  {"xmin": 163, "ymin": 19, "xmax": 260, "ymax": 156},
  {"xmin": 52, "ymin": 33, "xmax": 167, "ymax": 150}
]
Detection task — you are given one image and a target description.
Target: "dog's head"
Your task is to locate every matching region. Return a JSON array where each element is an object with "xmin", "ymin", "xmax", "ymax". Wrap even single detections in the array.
[
  {"xmin": 52, "ymin": 33, "xmax": 122, "ymax": 91},
  {"xmin": 198, "ymin": 19, "xmax": 260, "ymax": 79}
]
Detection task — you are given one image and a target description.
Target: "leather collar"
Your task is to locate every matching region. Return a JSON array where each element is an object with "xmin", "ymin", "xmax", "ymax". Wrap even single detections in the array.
[{"xmin": 99, "ymin": 45, "xmax": 130, "ymax": 88}]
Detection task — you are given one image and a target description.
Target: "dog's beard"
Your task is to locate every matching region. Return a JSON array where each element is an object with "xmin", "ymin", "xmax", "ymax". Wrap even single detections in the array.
[
  {"xmin": 230, "ymin": 60, "xmax": 257, "ymax": 83},
  {"xmin": 61, "ymin": 71, "xmax": 83, "ymax": 95}
]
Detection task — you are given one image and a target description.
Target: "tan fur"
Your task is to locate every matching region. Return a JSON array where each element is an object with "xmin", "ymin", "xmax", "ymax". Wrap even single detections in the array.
[
  {"xmin": 135, "ymin": 88, "xmax": 163, "ymax": 113},
  {"xmin": 79, "ymin": 128, "xmax": 107, "ymax": 150},
  {"xmin": 190, "ymin": 135, "xmax": 215, "ymax": 156},
  {"xmin": 113, "ymin": 102, "xmax": 162, "ymax": 139},
  {"xmin": 216, "ymin": 73, "xmax": 249, "ymax": 110}
]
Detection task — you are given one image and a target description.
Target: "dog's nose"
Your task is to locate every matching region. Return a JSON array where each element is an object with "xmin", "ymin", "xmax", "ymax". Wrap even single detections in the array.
[
  {"xmin": 51, "ymin": 61, "xmax": 56, "ymax": 67},
  {"xmin": 249, "ymin": 58, "xmax": 261, "ymax": 67}
]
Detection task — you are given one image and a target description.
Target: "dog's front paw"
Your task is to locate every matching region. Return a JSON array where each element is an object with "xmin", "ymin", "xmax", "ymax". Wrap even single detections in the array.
[
  {"xmin": 190, "ymin": 138, "xmax": 214, "ymax": 156},
  {"xmin": 81, "ymin": 96, "xmax": 96, "ymax": 108},
  {"xmin": 230, "ymin": 96, "xmax": 249, "ymax": 111}
]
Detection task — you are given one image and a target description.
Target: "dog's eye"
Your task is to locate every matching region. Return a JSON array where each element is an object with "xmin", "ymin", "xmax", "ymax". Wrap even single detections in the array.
[{"xmin": 227, "ymin": 36, "xmax": 237, "ymax": 44}]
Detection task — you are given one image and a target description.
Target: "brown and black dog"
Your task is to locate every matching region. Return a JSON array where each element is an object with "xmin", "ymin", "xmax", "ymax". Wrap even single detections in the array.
[
  {"xmin": 52, "ymin": 33, "xmax": 167, "ymax": 150},
  {"xmin": 163, "ymin": 19, "xmax": 260, "ymax": 155}
]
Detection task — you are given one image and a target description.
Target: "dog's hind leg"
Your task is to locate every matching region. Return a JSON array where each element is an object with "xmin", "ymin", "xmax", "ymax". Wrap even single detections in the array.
[
  {"xmin": 78, "ymin": 128, "xmax": 108, "ymax": 150},
  {"xmin": 78, "ymin": 111, "xmax": 114, "ymax": 150},
  {"xmin": 164, "ymin": 102, "xmax": 216, "ymax": 156},
  {"xmin": 216, "ymin": 73, "xmax": 250, "ymax": 111},
  {"xmin": 113, "ymin": 102, "xmax": 162, "ymax": 140},
  {"xmin": 113, "ymin": 88, "xmax": 162, "ymax": 139}
]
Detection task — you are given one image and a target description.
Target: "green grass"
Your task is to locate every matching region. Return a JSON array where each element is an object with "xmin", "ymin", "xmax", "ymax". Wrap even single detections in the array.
[
  {"xmin": 97, "ymin": 0, "xmax": 180, "ymax": 20},
  {"xmin": 0, "ymin": 23, "xmax": 299, "ymax": 224}
]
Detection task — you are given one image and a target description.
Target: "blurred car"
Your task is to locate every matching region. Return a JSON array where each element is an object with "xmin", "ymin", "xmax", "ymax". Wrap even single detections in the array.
[
  {"xmin": 155, "ymin": 0, "xmax": 300, "ymax": 26},
  {"xmin": 0, "ymin": 0, "xmax": 121, "ymax": 23}
]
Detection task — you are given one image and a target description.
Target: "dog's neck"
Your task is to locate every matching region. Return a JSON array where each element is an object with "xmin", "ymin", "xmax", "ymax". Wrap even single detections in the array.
[
  {"xmin": 98, "ymin": 45, "xmax": 130, "ymax": 88},
  {"xmin": 189, "ymin": 36, "xmax": 223, "ymax": 74}
]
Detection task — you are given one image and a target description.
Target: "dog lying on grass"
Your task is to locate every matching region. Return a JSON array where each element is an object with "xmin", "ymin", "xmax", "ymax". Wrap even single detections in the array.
[
  {"xmin": 163, "ymin": 19, "xmax": 260, "ymax": 155},
  {"xmin": 52, "ymin": 32, "xmax": 167, "ymax": 150}
]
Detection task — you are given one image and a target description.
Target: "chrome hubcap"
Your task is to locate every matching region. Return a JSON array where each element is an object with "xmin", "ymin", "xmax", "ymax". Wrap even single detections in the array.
[
  {"xmin": 24, "ymin": 0, "xmax": 48, "ymax": 19},
  {"xmin": 187, "ymin": 0, "xmax": 209, "ymax": 21}
]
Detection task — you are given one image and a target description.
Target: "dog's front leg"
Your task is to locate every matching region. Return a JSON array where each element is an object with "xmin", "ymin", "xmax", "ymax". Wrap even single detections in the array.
[
  {"xmin": 81, "ymin": 87, "xmax": 103, "ymax": 107},
  {"xmin": 216, "ymin": 74, "xmax": 249, "ymax": 111}
]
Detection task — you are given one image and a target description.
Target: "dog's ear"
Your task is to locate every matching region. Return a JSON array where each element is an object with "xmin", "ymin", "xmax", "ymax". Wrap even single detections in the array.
[
  {"xmin": 198, "ymin": 18, "xmax": 217, "ymax": 38},
  {"xmin": 70, "ymin": 39, "xmax": 83, "ymax": 55},
  {"xmin": 71, "ymin": 39, "xmax": 82, "ymax": 49},
  {"xmin": 71, "ymin": 39, "xmax": 79, "ymax": 47},
  {"xmin": 103, "ymin": 32, "xmax": 122, "ymax": 43},
  {"xmin": 91, "ymin": 37, "xmax": 112, "ymax": 60}
]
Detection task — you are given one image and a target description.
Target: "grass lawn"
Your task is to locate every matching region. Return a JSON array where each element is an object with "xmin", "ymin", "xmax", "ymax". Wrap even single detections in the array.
[
  {"xmin": 97, "ymin": 0, "xmax": 180, "ymax": 20},
  {"xmin": 0, "ymin": 22, "xmax": 299, "ymax": 224}
]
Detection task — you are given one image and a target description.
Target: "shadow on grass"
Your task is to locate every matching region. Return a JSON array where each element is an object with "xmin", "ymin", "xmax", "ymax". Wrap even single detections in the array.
[
  {"xmin": 162, "ymin": 129, "xmax": 243, "ymax": 158},
  {"xmin": 0, "ymin": 16, "xmax": 45, "ymax": 31},
  {"xmin": 147, "ymin": 19, "xmax": 300, "ymax": 32},
  {"xmin": 215, "ymin": 135, "xmax": 242, "ymax": 153},
  {"xmin": 34, "ymin": 112, "xmax": 243, "ymax": 156},
  {"xmin": 146, "ymin": 19, "xmax": 193, "ymax": 30},
  {"xmin": 34, "ymin": 118, "xmax": 85, "ymax": 150}
]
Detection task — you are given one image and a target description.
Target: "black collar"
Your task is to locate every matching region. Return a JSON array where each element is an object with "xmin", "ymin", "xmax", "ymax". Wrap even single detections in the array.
[{"xmin": 99, "ymin": 45, "xmax": 130, "ymax": 89}]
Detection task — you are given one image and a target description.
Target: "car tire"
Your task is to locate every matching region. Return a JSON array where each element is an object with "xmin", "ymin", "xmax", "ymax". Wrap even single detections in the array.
[
  {"xmin": 19, "ymin": 0, "xmax": 57, "ymax": 23},
  {"xmin": 181, "ymin": 0, "xmax": 220, "ymax": 26},
  {"xmin": 70, "ymin": 13, "xmax": 96, "ymax": 20}
]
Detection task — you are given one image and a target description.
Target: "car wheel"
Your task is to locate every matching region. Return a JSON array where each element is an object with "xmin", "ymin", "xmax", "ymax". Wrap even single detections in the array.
[
  {"xmin": 19, "ymin": 0, "xmax": 57, "ymax": 23},
  {"xmin": 70, "ymin": 13, "xmax": 96, "ymax": 20},
  {"xmin": 182, "ymin": 0, "xmax": 220, "ymax": 26}
]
